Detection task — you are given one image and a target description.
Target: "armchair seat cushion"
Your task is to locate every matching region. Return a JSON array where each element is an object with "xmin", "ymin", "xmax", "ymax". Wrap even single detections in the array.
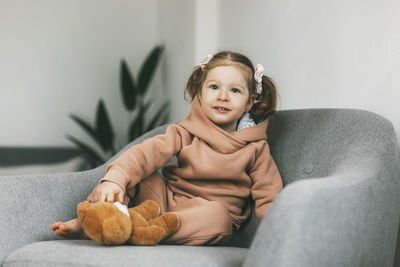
[{"xmin": 3, "ymin": 240, "xmax": 247, "ymax": 267}]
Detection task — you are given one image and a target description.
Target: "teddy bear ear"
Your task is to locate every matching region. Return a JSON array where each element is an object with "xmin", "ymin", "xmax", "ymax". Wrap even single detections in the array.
[{"xmin": 77, "ymin": 201, "xmax": 91, "ymax": 223}]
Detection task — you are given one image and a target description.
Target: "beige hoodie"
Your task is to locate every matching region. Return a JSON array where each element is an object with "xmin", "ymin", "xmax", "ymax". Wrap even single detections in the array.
[{"xmin": 101, "ymin": 96, "xmax": 283, "ymax": 229}]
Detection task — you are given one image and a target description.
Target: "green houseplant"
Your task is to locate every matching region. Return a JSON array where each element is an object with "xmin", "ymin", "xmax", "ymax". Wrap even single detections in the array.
[{"xmin": 67, "ymin": 45, "xmax": 169, "ymax": 168}]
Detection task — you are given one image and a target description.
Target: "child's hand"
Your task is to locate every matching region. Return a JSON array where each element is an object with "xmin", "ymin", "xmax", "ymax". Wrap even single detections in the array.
[{"xmin": 87, "ymin": 181, "xmax": 124, "ymax": 203}]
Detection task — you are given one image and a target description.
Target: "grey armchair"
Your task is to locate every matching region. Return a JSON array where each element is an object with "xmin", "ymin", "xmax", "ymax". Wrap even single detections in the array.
[{"xmin": 1, "ymin": 109, "xmax": 399, "ymax": 267}]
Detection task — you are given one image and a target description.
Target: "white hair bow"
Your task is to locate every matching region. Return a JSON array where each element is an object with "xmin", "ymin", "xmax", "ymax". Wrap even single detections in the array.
[{"xmin": 197, "ymin": 54, "xmax": 213, "ymax": 71}]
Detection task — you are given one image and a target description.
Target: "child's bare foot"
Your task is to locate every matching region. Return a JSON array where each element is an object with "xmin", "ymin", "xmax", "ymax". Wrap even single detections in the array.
[{"xmin": 51, "ymin": 218, "xmax": 85, "ymax": 239}]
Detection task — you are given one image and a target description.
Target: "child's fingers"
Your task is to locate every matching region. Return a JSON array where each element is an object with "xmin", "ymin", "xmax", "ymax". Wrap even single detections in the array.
[
  {"xmin": 87, "ymin": 193, "xmax": 94, "ymax": 202},
  {"xmin": 106, "ymin": 192, "xmax": 115, "ymax": 202},
  {"xmin": 88, "ymin": 192, "xmax": 98, "ymax": 202},
  {"xmin": 88, "ymin": 181, "xmax": 123, "ymax": 203},
  {"xmin": 98, "ymin": 192, "xmax": 107, "ymax": 203},
  {"xmin": 123, "ymin": 194, "xmax": 129, "ymax": 204},
  {"xmin": 116, "ymin": 192, "xmax": 125, "ymax": 203},
  {"xmin": 87, "ymin": 186, "xmax": 100, "ymax": 202}
]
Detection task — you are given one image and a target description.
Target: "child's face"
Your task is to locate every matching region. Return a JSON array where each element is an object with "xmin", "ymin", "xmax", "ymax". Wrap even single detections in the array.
[{"xmin": 199, "ymin": 65, "xmax": 254, "ymax": 133}]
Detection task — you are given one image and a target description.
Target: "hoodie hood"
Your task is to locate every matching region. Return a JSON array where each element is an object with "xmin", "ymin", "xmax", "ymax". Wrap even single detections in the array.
[{"xmin": 179, "ymin": 96, "xmax": 269, "ymax": 154}]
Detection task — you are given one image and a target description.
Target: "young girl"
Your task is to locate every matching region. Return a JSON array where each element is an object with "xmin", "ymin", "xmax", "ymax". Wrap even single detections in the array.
[{"xmin": 51, "ymin": 51, "xmax": 283, "ymax": 245}]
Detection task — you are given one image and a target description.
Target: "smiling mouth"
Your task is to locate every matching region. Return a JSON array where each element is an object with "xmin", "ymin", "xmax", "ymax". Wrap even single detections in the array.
[
  {"xmin": 213, "ymin": 107, "xmax": 230, "ymax": 114},
  {"xmin": 213, "ymin": 106, "xmax": 231, "ymax": 112}
]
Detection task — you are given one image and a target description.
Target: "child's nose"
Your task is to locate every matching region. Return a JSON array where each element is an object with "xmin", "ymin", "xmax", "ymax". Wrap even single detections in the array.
[{"xmin": 217, "ymin": 88, "xmax": 229, "ymax": 101}]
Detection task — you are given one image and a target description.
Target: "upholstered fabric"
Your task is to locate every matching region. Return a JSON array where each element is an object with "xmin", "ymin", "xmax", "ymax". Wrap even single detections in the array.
[
  {"xmin": 245, "ymin": 109, "xmax": 400, "ymax": 267},
  {"xmin": 1, "ymin": 109, "xmax": 399, "ymax": 267},
  {"xmin": 0, "ymin": 128, "xmax": 166, "ymax": 264},
  {"xmin": 3, "ymin": 240, "xmax": 247, "ymax": 267}
]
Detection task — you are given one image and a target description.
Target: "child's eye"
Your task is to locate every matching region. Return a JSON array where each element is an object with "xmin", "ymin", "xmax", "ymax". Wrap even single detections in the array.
[
  {"xmin": 210, "ymin": 84, "xmax": 218, "ymax": 90},
  {"xmin": 231, "ymin": 88, "xmax": 241, "ymax": 93}
]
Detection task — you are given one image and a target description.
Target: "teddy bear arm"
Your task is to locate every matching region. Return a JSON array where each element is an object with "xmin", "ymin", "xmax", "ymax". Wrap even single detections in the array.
[
  {"xmin": 129, "ymin": 210, "xmax": 149, "ymax": 227},
  {"xmin": 77, "ymin": 201, "xmax": 91, "ymax": 223},
  {"xmin": 130, "ymin": 200, "xmax": 160, "ymax": 221},
  {"xmin": 78, "ymin": 201, "xmax": 132, "ymax": 245}
]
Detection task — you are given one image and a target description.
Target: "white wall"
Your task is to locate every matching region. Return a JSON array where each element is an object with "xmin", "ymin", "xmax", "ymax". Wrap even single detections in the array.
[
  {"xmin": 194, "ymin": 0, "xmax": 219, "ymax": 64},
  {"xmin": 2, "ymin": 0, "xmax": 400, "ymax": 147},
  {"xmin": 158, "ymin": 0, "xmax": 219, "ymax": 123},
  {"xmin": 0, "ymin": 0, "xmax": 160, "ymax": 147},
  {"xmin": 157, "ymin": 0, "xmax": 195, "ymax": 123},
  {"xmin": 217, "ymin": 0, "xmax": 400, "ymax": 141}
]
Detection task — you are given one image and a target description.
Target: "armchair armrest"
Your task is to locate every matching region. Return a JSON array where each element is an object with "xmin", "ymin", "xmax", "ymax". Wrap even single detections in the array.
[
  {"xmin": 0, "ymin": 167, "xmax": 104, "ymax": 263},
  {"xmin": 0, "ymin": 125, "xmax": 169, "ymax": 264},
  {"xmin": 244, "ymin": 156, "xmax": 400, "ymax": 267}
]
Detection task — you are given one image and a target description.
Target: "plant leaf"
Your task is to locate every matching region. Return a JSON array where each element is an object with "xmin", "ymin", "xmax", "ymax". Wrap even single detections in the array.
[
  {"xmin": 128, "ymin": 106, "xmax": 145, "ymax": 142},
  {"xmin": 146, "ymin": 101, "xmax": 170, "ymax": 132},
  {"xmin": 137, "ymin": 45, "xmax": 164, "ymax": 95},
  {"xmin": 66, "ymin": 134, "xmax": 104, "ymax": 168},
  {"xmin": 158, "ymin": 110, "xmax": 170, "ymax": 125},
  {"xmin": 143, "ymin": 100, "xmax": 153, "ymax": 113},
  {"xmin": 148, "ymin": 110, "xmax": 169, "ymax": 132},
  {"xmin": 96, "ymin": 99, "xmax": 115, "ymax": 152},
  {"xmin": 69, "ymin": 114, "xmax": 98, "ymax": 143},
  {"xmin": 120, "ymin": 59, "xmax": 137, "ymax": 110}
]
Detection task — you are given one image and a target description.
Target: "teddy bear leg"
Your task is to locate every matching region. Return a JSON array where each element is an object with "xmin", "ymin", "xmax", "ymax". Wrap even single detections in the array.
[
  {"xmin": 130, "ymin": 200, "xmax": 160, "ymax": 221},
  {"xmin": 128, "ymin": 209, "xmax": 163, "ymax": 245},
  {"xmin": 148, "ymin": 213, "xmax": 180, "ymax": 236},
  {"xmin": 128, "ymin": 225, "xmax": 167, "ymax": 246},
  {"xmin": 101, "ymin": 213, "xmax": 132, "ymax": 245}
]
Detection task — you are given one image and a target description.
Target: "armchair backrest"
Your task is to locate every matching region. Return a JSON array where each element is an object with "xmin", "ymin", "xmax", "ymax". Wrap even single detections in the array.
[
  {"xmin": 105, "ymin": 109, "xmax": 398, "ymax": 249},
  {"xmin": 228, "ymin": 108, "xmax": 398, "ymax": 248},
  {"xmin": 267, "ymin": 108, "xmax": 396, "ymax": 186}
]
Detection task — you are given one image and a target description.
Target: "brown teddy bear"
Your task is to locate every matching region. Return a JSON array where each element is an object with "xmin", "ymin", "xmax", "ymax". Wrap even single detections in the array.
[{"xmin": 77, "ymin": 199, "xmax": 179, "ymax": 246}]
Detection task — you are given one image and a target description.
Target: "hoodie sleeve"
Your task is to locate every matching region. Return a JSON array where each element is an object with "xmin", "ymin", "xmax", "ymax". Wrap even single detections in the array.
[
  {"xmin": 99, "ymin": 124, "xmax": 187, "ymax": 193},
  {"xmin": 249, "ymin": 141, "xmax": 283, "ymax": 221}
]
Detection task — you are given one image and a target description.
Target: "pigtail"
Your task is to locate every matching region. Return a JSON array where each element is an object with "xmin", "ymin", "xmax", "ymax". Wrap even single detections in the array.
[
  {"xmin": 249, "ymin": 75, "xmax": 278, "ymax": 122},
  {"xmin": 184, "ymin": 66, "xmax": 204, "ymax": 102}
]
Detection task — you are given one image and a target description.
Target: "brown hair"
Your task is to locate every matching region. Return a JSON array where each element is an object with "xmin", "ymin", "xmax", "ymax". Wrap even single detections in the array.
[{"xmin": 184, "ymin": 50, "xmax": 278, "ymax": 122}]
